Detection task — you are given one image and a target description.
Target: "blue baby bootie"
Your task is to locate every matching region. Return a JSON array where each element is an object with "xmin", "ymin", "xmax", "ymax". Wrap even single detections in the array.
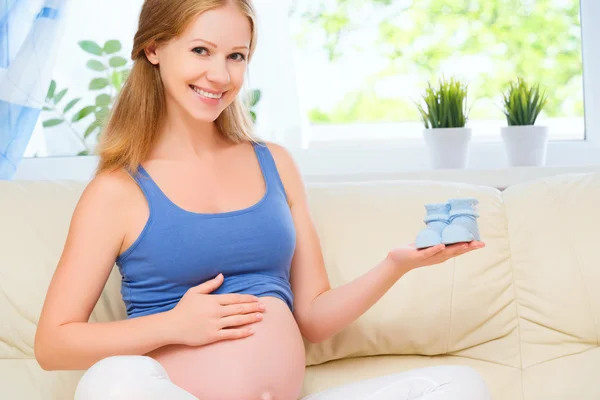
[
  {"xmin": 441, "ymin": 198, "xmax": 481, "ymax": 245},
  {"xmin": 415, "ymin": 202, "xmax": 450, "ymax": 249}
]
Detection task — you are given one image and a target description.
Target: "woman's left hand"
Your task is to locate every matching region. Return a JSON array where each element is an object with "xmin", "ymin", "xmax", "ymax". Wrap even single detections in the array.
[{"xmin": 387, "ymin": 240, "xmax": 486, "ymax": 276}]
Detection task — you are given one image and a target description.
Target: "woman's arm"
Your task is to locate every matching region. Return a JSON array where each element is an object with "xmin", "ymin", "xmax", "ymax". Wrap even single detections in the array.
[
  {"xmin": 267, "ymin": 143, "xmax": 484, "ymax": 344},
  {"xmin": 34, "ymin": 171, "xmax": 175, "ymax": 371}
]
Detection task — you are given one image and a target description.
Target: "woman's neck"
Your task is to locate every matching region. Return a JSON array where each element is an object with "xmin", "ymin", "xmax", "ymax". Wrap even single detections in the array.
[{"xmin": 151, "ymin": 108, "xmax": 228, "ymax": 162}]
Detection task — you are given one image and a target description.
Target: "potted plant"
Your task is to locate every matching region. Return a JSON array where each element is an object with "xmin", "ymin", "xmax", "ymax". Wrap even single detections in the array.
[
  {"xmin": 416, "ymin": 77, "xmax": 472, "ymax": 169},
  {"xmin": 500, "ymin": 77, "xmax": 549, "ymax": 166},
  {"xmin": 42, "ymin": 40, "xmax": 131, "ymax": 156}
]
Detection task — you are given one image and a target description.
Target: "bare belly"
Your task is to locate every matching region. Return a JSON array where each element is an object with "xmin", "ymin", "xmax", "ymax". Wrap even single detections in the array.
[{"xmin": 146, "ymin": 296, "xmax": 306, "ymax": 400}]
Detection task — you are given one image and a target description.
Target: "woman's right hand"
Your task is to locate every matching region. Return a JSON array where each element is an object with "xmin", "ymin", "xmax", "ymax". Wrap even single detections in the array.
[{"xmin": 166, "ymin": 273, "xmax": 265, "ymax": 347}]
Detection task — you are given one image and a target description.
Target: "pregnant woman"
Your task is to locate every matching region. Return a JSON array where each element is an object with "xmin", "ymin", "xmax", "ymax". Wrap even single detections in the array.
[{"xmin": 34, "ymin": 1, "xmax": 490, "ymax": 399}]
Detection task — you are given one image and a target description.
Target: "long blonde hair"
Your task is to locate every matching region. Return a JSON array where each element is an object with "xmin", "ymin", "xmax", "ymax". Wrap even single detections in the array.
[{"xmin": 95, "ymin": 0, "xmax": 258, "ymax": 175}]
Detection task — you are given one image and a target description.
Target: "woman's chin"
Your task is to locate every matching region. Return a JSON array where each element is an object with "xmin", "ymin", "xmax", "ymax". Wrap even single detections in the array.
[{"xmin": 185, "ymin": 109, "xmax": 221, "ymax": 123}]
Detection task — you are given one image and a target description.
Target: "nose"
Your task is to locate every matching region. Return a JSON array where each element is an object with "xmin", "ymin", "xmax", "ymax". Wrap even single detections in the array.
[{"xmin": 206, "ymin": 57, "xmax": 231, "ymax": 87}]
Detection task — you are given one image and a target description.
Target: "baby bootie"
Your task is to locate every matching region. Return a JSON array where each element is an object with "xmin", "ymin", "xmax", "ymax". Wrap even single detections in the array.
[
  {"xmin": 415, "ymin": 202, "xmax": 450, "ymax": 249},
  {"xmin": 441, "ymin": 198, "xmax": 480, "ymax": 245}
]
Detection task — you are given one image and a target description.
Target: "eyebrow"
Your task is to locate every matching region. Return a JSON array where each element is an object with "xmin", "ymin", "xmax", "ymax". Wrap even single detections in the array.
[{"xmin": 190, "ymin": 38, "xmax": 249, "ymax": 51}]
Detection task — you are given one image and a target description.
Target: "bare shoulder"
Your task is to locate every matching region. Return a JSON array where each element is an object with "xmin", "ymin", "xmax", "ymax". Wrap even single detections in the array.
[
  {"xmin": 263, "ymin": 141, "xmax": 294, "ymax": 166},
  {"xmin": 74, "ymin": 168, "xmax": 145, "ymax": 230},
  {"xmin": 80, "ymin": 169, "xmax": 139, "ymax": 209},
  {"xmin": 262, "ymin": 141, "xmax": 306, "ymax": 206},
  {"xmin": 263, "ymin": 141, "xmax": 301, "ymax": 178}
]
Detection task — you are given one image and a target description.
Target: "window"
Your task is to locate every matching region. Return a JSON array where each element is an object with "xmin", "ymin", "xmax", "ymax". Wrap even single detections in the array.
[
  {"xmin": 17, "ymin": 0, "xmax": 600, "ymax": 179},
  {"xmin": 289, "ymin": 0, "xmax": 585, "ymax": 143}
]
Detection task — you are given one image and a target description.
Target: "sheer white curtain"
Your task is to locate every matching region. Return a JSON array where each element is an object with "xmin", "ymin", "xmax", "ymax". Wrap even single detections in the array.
[
  {"xmin": 248, "ymin": 0, "xmax": 307, "ymax": 149},
  {"xmin": 0, "ymin": 0, "xmax": 68, "ymax": 179}
]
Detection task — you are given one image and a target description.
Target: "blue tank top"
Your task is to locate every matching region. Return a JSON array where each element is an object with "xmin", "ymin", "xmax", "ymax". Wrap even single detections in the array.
[{"xmin": 116, "ymin": 142, "xmax": 296, "ymax": 318}]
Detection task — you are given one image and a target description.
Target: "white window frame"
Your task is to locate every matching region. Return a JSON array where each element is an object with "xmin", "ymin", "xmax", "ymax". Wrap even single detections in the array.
[
  {"xmin": 278, "ymin": 0, "xmax": 600, "ymax": 178},
  {"xmin": 13, "ymin": 0, "xmax": 600, "ymax": 184}
]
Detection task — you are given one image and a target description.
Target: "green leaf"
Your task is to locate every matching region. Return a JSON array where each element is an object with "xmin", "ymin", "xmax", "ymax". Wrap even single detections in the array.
[
  {"xmin": 502, "ymin": 78, "xmax": 547, "ymax": 127},
  {"xmin": 248, "ymin": 89, "xmax": 261, "ymax": 107},
  {"xmin": 78, "ymin": 150, "xmax": 90, "ymax": 156},
  {"xmin": 64, "ymin": 98, "xmax": 81, "ymax": 113},
  {"xmin": 79, "ymin": 40, "xmax": 103, "ymax": 56},
  {"xmin": 72, "ymin": 106, "xmax": 97, "ymax": 122},
  {"xmin": 42, "ymin": 105, "xmax": 53, "ymax": 111},
  {"xmin": 84, "ymin": 120, "xmax": 102, "ymax": 138},
  {"xmin": 109, "ymin": 56, "xmax": 127, "ymax": 68},
  {"xmin": 95, "ymin": 107, "xmax": 110, "ymax": 123},
  {"xmin": 95, "ymin": 94, "xmax": 111, "ymax": 107},
  {"xmin": 87, "ymin": 60, "xmax": 106, "ymax": 71},
  {"xmin": 103, "ymin": 40, "xmax": 122, "ymax": 54},
  {"xmin": 250, "ymin": 111, "xmax": 257, "ymax": 122},
  {"xmin": 53, "ymin": 88, "xmax": 68, "ymax": 104},
  {"xmin": 46, "ymin": 80, "xmax": 56, "ymax": 99},
  {"xmin": 89, "ymin": 78, "xmax": 109, "ymax": 90},
  {"xmin": 416, "ymin": 77, "xmax": 468, "ymax": 129},
  {"xmin": 43, "ymin": 119, "xmax": 64, "ymax": 128},
  {"xmin": 111, "ymin": 70, "xmax": 123, "ymax": 90}
]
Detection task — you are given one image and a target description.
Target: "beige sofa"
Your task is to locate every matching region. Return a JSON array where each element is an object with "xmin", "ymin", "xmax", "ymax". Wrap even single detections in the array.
[{"xmin": 1, "ymin": 172, "xmax": 599, "ymax": 399}]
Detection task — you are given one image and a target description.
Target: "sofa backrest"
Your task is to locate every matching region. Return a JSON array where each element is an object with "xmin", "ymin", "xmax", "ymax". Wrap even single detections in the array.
[
  {"xmin": 302, "ymin": 173, "xmax": 600, "ymax": 371},
  {"xmin": 1, "ymin": 173, "xmax": 598, "ymax": 399},
  {"xmin": 302, "ymin": 180, "xmax": 519, "ymax": 367}
]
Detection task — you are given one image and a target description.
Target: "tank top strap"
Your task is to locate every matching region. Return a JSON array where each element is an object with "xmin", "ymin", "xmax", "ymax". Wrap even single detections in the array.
[
  {"xmin": 253, "ymin": 141, "xmax": 288, "ymax": 201},
  {"xmin": 128, "ymin": 165, "xmax": 170, "ymax": 214}
]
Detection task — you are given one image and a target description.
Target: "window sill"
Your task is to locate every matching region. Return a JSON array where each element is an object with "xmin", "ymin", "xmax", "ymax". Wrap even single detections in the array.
[
  {"xmin": 12, "ymin": 134, "xmax": 600, "ymax": 189},
  {"xmin": 289, "ymin": 138, "xmax": 600, "ymax": 188},
  {"xmin": 301, "ymin": 164, "xmax": 600, "ymax": 190},
  {"xmin": 13, "ymin": 148, "xmax": 600, "ymax": 191}
]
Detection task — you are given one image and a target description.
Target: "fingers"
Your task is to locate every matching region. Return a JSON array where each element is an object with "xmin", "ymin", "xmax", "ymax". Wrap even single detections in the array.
[
  {"xmin": 219, "ymin": 312, "xmax": 263, "ymax": 329},
  {"xmin": 217, "ymin": 327, "xmax": 255, "ymax": 341},
  {"xmin": 192, "ymin": 273, "xmax": 224, "ymax": 294},
  {"xmin": 422, "ymin": 240, "xmax": 486, "ymax": 262},
  {"xmin": 421, "ymin": 244, "xmax": 445, "ymax": 259},
  {"xmin": 447, "ymin": 241, "xmax": 486, "ymax": 257},
  {"xmin": 219, "ymin": 301, "xmax": 265, "ymax": 317},
  {"xmin": 216, "ymin": 293, "xmax": 260, "ymax": 306}
]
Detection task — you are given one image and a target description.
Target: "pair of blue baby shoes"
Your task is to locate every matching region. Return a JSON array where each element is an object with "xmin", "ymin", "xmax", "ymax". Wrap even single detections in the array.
[{"xmin": 415, "ymin": 198, "xmax": 481, "ymax": 249}]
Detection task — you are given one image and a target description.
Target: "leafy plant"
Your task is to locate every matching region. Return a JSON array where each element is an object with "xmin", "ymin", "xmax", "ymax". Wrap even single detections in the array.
[
  {"xmin": 415, "ymin": 77, "xmax": 470, "ymax": 129},
  {"xmin": 246, "ymin": 89, "xmax": 261, "ymax": 123},
  {"xmin": 42, "ymin": 39, "xmax": 131, "ymax": 155},
  {"xmin": 502, "ymin": 77, "xmax": 548, "ymax": 126}
]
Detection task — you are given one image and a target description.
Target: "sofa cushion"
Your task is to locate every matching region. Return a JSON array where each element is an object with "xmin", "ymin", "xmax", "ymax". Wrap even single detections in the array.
[
  {"xmin": 0, "ymin": 181, "xmax": 126, "ymax": 363},
  {"xmin": 522, "ymin": 347, "xmax": 600, "ymax": 399},
  {"xmin": 303, "ymin": 181, "xmax": 519, "ymax": 368},
  {"xmin": 502, "ymin": 173, "xmax": 600, "ymax": 369},
  {"xmin": 0, "ymin": 359, "xmax": 82, "ymax": 400},
  {"xmin": 301, "ymin": 355, "xmax": 522, "ymax": 399}
]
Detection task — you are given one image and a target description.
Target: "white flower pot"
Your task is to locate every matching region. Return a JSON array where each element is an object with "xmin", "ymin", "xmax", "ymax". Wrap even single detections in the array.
[
  {"xmin": 501, "ymin": 125, "xmax": 549, "ymax": 167},
  {"xmin": 423, "ymin": 127, "xmax": 472, "ymax": 169}
]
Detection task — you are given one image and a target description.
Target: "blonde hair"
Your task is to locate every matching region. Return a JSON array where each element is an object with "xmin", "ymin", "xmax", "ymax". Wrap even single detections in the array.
[{"xmin": 95, "ymin": 0, "xmax": 258, "ymax": 175}]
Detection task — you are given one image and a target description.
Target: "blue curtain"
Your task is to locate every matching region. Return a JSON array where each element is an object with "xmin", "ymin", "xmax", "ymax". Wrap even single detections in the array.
[{"xmin": 0, "ymin": 0, "xmax": 66, "ymax": 179}]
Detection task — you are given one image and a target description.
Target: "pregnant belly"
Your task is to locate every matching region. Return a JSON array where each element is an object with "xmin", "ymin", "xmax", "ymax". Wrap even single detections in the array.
[{"xmin": 146, "ymin": 296, "xmax": 306, "ymax": 400}]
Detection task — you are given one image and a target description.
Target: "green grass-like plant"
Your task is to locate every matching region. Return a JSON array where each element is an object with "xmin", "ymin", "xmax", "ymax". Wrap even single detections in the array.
[
  {"xmin": 502, "ymin": 77, "xmax": 547, "ymax": 126},
  {"xmin": 416, "ymin": 77, "xmax": 470, "ymax": 129}
]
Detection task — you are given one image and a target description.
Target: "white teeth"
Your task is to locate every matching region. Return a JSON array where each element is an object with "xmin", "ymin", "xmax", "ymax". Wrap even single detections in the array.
[{"xmin": 192, "ymin": 86, "xmax": 223, "ymax": 99}]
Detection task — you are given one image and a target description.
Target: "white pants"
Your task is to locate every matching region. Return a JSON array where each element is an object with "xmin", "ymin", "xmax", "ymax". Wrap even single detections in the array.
[{"xmin": 75, "ymin": 356, "xmax": 491, "ymax": 400}]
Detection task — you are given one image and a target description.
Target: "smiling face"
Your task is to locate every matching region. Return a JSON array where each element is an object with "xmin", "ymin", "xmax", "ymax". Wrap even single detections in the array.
[{"xmin": 144, "ymin": 2, "xmax": 252, "ymax": 123}]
